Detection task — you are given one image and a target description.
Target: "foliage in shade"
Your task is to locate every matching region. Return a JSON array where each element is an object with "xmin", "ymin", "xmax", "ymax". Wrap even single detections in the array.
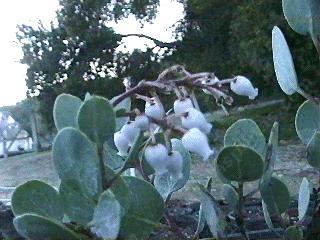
[
  {"xmin": 216, "ymin": 145, "xmax": 264, "ymax": 182},
  {"xmin": 58, "ymin": 180, "xmax": 95, "ymax": 225},
  {"xmin": 284, "ymin": 226, "xmax": 304, "ymax": 240},
  {"xmin": 13, "ymin": 214, "xmax": 81, "ymax": 240},
  {"xmin": 11, "ymin": 180, "xmax": 63, "ymax": 221},
  {"xmin": 198, "ymin": 185, "xmax": 225, "ymax": 239},
  {"xmin": 120, "ymin": 177, "xmax": 164, "ymax": 238},
  {"xmin": 221, "ymin": 184, "xmax": 238, "ymax": 211},
  {"xmin": 53, "ymin": 94, "xmax": 82, "ymax": 130},
  {"xmin": 260, "ymin": 177, "xmax": 290, "ymax": 215},
  {"xmin": 307, "ymin": 131, "xmax": 320, "ymax": 168},
  {"xmin": 295, "ymin": 100, "xmax": 320, "ymax": 144}
]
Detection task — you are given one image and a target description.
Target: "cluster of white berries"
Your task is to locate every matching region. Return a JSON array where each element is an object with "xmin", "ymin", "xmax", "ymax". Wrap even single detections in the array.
[{"xmin": 113, "ymin": 73, "xmax": 258, "ymax": 178}]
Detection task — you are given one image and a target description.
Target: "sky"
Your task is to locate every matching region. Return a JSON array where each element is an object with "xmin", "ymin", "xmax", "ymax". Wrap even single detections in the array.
[{"xmin": 0, "ymin": 0, "xmax": 184, "ymax": 107}]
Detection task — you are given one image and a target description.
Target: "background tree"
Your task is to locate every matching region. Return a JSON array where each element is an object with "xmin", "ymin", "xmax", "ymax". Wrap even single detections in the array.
[{"xmin": 18, "ymin": 0, "xmax": 320, "ymax": 128}]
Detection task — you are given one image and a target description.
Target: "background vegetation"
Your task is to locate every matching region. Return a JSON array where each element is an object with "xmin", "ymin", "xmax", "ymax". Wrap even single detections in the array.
[{"xmin": 17, "ymin": 0, "xmax": 320, "ymax": 128}]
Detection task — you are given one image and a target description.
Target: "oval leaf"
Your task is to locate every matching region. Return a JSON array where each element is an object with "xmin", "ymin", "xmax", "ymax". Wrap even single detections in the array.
[
  {"xmin": 262, "ymin": 200, "xmax": 275, "ymax": 231},
  {"xmin": 120, "ymin": 177, "xmax": 164, "ymax": 238},
  {"xmin": 53, "ymin": 94, "xmax": 82, "ymax": 130},
  {"xmin": 298, "ymin": 177, "xmax": 311, "ymax": 221},
  {"xmin": 52, "ymin": 127, "xmax": 102, "ymax": 199},
  {"xmin": 272, "ymin": 26, "xmax": 299, "ymax": 95},
  {"xmin": 13, "ymin": 214, "xmax": 80, "ymax": 240},
  {"xmin": 282, "ymin": 0, "xmax": 320, "ymax": 36},
  {"xmin": 260, "ymin": 177, "xmax": 290, "ymax": 215},
  {"xmin": 216, "ymin": 146, "xmax": 264, "ymax": 182},
  {"xmin": 199, "ymin": 185, "xmax": 225, "ymax": 238},
  {"xmin": 307, "ymin": 131, "xmax": 320, "ymax": 168},
  {"xmin": 295, "ymin": 100, "xmax": 320, "ymax": 144},
  {"xmin": 11, "ymin": 180, "xmax": 63, "ymax": 221},
  {"xmin": 59, "ymin": 180, "xmax": 95, "ymax": 225},
  {"xmin": 221, "ymin": 184, "xmax": 238, "ymax": 211},
  {"xmin": 154, "ymin": 139, "xmax": 191, "ymax": 201},
  {"xmin": 77, "ymin": 96, "xmax": 116, "ymax": 145},
  {"xmin": 90, "ymin": 191, "xmax": 121, "ymax": 240},
  {"xmin": 224, "ymin": 119, "xmax": 266, "ymax": 157},
  {"xmin": 284, "ymin": 226, "xmax": 304, "ymax": 240}
]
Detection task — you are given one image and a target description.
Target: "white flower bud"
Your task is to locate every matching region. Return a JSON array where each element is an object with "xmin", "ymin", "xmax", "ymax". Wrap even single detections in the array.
[
  {"xmin": 182, "ymin": 128, "xmax": 214, "ymax": 161},
  {"xmin": 181, "ymin": 108, "xmax": 212, "ymax": 134},
  {"xmin": 230, "ymin": 76, "xmax": 258, "ymax": 100},
  {"xmin": 202, "ymin": 76, "xmax": 220, "ymax": 94},
  {"xmin": 145, "ymin": 99, "xmax": 165, "ymax": 119},
  {"xmin": 173, "ymin": 97, "xmax": 193, "ymax": 114},
  {"xmin": 144, "ymin": 143, "xmax": 168, "ymax": 175},
  {"xmin": 166, "ymin": 151, "xmax": 183, "ymax": 179},
  {"xmin": 121, "ymin": 121, "xmax": 140, "ymax": 146},
  {"xmin": 114, "ymin": 131, "xmax": 130, "ymax": 157},
  {"xmin": 135, "ymin": 114, "xmax": 150, "ymax": 131}
]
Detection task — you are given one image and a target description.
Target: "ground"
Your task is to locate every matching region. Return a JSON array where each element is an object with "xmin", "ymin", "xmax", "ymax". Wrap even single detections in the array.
[{"xmin": 0, "ymin": 100, "xmax": 317, "ymax": 202}]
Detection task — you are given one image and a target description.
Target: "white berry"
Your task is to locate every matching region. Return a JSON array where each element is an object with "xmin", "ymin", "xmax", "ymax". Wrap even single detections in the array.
[
  {"xmin": 145, "ymin": 99, "xmax": 165, "ymax": 119},
  {"xmin": 144, "ymin": 143, "xmax": 168, "ymax": 175},
  {"xmin": 135, "ymin": 114, "xmax": 150, "ymax": 131},
  {"xmin": 173, "ymin": 98, "xmax": 194, "ymax": 114},
  {"xmin": 181, "ymin": 108, "xmax": 212, "ymax": 134},
  {"xmin": 166, "ymin": 151, "xmax": 183, "ymax": 179},
  {"xmin": 114, "ymin": 131, "xmax": 130, "ymax": 157},
  {"xmin": 182, "ymin": 128, "xmax": 214, "ymax": 161},
  {"xmin": 230, "ymin": 76, "xmax": 258, "ymax": 100},
  {"xmin": 121, "ymin": 121, "xmax": 140, "ymax": 146}
]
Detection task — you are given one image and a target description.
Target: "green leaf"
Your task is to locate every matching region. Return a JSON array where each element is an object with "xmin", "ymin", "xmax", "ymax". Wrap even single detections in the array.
[
  {"xmin": 262, "ymin": 122, "xmax": 279, "ymax": 185},
  {"xmin": 111, "ymin": 95, "xmax": 131, "ymax": 130},
  {"xmin": 282, "ymin": 0, "xmax": 320, "ymax": 36},
  {"xmin": 120, "ymin": 177, "xmax": 164, "ymax": 238},
  {"xmin": 52, "ymin": 127, "xmax": 102, "ymax": 199},
  {"xmin": 198, "ymin": 185, "xmax": 225, "ymax": 238},
  {"xmin": 307, "ymin": 131, "xmax": 320, "ymax": 168},
  {"xmin": 298, "ymin": 177, "xmax": 311, "ymax": 221},
  {"xmin": 104, "ymin": 166, "xmax": 130, "ymax": 216},
  {"xmin": 295, "ymin": 100, "xmax": 320, "ymax": 144},
  {"xmin": 13, "ymin": 214, "xmax": 81, "ymax": 240},
  {"xmin": 221, "ymin": 184, "xmax": 238, "ymax": 211},
  {"xmin": 53, "ymin": 94, "xmax": 82, "ymax": 130},
  {"xmin": 90, "ymin": 191, "xmax": 121, "ymax": 240},
  {"xmin": 11, "ymin": 180, "xmax": 63, "ymax": 221},
  {"xmin": 284, "ymin": 226, "xmax": 304, "ymax": 240},
  {"xmin": 224, "ymin": 119, "xmax": 266, "ymax": 157},
  {"xmin": 272, "ymin": 26, "xmax": 300, "ymax": 95},
  {"xmin": 103, "ymin": 143, "xmax": 125, "ymax": 171},
  {"xmin": 154, "ymin": 139, "xmax": 191, "ymax": 201},
  {"xmin": 194, "ymin": 178, "xmax": 213, "ymax": 238},
  {"xmin": 77, "ymin": 96, "xmax": 116, "ymax": 145},
  {"xmin": 262, "ymin": 200, "xmax": 275, "ymax": 231},
  {"xmin": 59, "ymin": 180, "xmax": 95, "ymax": 225},
  {"xmin": 216, "ymin": 146, "xmax": 264, "ymax": 182},
  {"xmin": 260, "ymin": 177, "xmax": 290, "ymax": 215},
  {"xmin": 122, "ymin": 132, "xmax": 144, "ymax": 171}
]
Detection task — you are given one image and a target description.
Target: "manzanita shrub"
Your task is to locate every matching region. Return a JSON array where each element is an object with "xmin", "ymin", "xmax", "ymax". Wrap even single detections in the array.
[
  {"xmin": 9, "ymin": 1, "xmax": 320, "ymax": 239},
  {"xmin": 9, "ymin": 63, "xmax": 259, "ymax": 239}
]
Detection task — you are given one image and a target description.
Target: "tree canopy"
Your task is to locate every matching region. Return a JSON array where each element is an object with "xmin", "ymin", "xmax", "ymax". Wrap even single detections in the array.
[{"xmin": 18, "ymin": 0, "xmax": 320, "ymax": 127}]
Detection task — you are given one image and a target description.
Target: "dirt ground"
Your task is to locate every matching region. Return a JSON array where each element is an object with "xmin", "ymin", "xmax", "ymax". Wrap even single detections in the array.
[{"xmin": 0, "ymin": 139, "xmax": 317, "ymax": 202}]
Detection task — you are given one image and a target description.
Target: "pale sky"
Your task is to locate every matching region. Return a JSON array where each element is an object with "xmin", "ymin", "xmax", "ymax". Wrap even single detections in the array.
[{"xmin": 0, "ymin": 0, "xmax": 184, "ymax": 107}]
